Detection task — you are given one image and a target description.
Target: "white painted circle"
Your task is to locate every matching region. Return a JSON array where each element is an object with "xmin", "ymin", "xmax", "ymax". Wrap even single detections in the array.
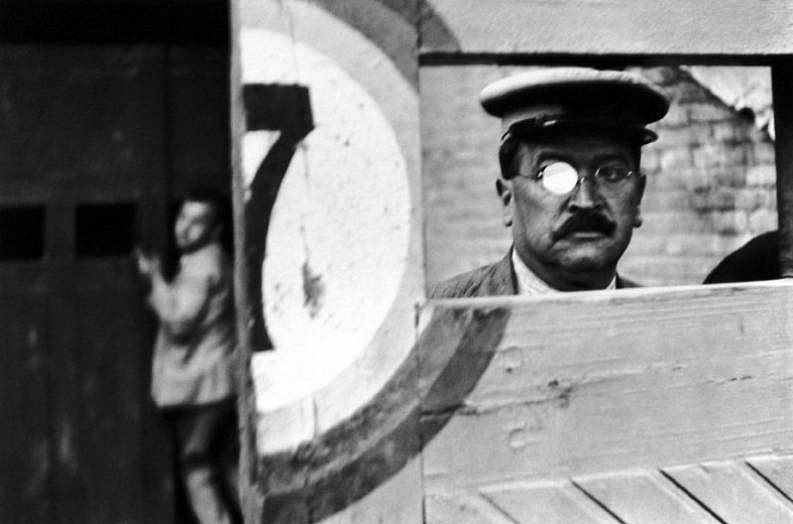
[{"xmin": 241, "ymin": 29, "xmax": 411, "ymax": 407}]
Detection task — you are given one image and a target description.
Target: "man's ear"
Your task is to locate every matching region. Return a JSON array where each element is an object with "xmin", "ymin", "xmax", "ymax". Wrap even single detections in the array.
[
  {"xmin": 634, "ymin": 173, "xmax": 647, "ymax": 228},
  {"xmin": 496, "ymin": 178, "xmax": 513, "ymax": 227}
]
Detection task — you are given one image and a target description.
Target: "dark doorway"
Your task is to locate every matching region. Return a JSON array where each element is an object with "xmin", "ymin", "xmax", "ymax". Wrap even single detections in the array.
[{"xmin": 0, "ymin": 3, "xmax": 230, "ymax": 523}]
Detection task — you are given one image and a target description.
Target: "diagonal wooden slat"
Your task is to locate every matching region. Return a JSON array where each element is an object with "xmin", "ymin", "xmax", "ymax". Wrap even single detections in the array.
[
  {"xmin": 424, "ymin": 492, "xmax": 521, "ymax": 524},
  {"xmin": 574, "ymin": 469, "xmax": 720, "ymax": 524},
  {"xmin": 746, "ymin": 455, "xmax": 793, "ymax": 502},
  {"xmin": 479, "ymin": 480, "xmax": 619, "ymax": 524},
  {"xmin": 664, "ymin": 460, "xmax": 793, "ymax": 523}
]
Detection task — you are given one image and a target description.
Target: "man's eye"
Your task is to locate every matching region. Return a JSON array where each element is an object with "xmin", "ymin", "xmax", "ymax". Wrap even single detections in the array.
[{"xmin": 598, "ymin": 166, "xmax": 631, "ymax": 182}]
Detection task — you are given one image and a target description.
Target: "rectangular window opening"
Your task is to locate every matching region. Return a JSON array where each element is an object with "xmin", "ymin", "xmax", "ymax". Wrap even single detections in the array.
[
  {"xmin": 75, "ymin": 202, "xmax": 137, "ymax": 257},
  {"xmin": 0, "ymin": 205, "xmax": 46, "ymax": 261}
]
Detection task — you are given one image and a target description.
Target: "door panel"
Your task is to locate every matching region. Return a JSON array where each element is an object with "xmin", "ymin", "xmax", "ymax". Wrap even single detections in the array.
[
  {"xmin": 0, "ymin": 46, "xmax": 173, "ymax": 524},
  {"xmin": 0, "ymin": 292, "xmax": 50, "ymax": 523},
  {"xmin": 0, "ymin": 42, "xmax": 229, "ymax": 524}
]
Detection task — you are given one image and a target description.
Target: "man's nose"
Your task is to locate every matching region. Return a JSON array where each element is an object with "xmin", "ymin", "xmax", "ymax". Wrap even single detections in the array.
[{"xmin": 568, "ymin": 176, "xmax": 602, "ymax": 210}]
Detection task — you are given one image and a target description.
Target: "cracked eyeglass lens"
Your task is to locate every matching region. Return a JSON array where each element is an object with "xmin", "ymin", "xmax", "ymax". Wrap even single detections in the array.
[{"xmin": 540, "ymin": 161, "xmax": 578, "ymax": 195}]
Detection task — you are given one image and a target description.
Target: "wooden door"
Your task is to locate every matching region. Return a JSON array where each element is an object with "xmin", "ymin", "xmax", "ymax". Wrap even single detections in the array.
[
  {"xmin": 0, "ymin": 43, "xmax": 232, "ymax": 523},
  {"xmin": 0, "ymin": 45, "xmax": 172, "ymax": 524}
]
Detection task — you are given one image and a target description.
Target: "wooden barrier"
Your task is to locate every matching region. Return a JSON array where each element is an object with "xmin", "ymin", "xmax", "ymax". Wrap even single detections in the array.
[
  {"xmin": 421, "ymin": 281, "xmax": 793, "ymax": 521},
  {"xmin": 251, "ymin": 280, "xmax": 793, "ymax": 522}
]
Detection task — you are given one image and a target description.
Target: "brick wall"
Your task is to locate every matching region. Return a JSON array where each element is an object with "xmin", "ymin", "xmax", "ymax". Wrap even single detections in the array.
[{"xmin": 421, "ymin": 65, "xmax": 776, "ymax": 287}]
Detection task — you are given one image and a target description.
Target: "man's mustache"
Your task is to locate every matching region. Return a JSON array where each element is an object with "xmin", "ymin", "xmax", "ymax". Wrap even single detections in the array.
[{"xmin": 554, "ymin": 211, "xmax": 616, "ymax": 240}]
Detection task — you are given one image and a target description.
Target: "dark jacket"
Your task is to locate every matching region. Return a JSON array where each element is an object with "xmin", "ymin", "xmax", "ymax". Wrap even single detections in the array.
[
  {"xmin": 704, "ymin": 230, "xmax": 779, "ymax": 284},
  {"xmin": 430, "ymin": 251, "xmax": 638, "ymax": 299}
]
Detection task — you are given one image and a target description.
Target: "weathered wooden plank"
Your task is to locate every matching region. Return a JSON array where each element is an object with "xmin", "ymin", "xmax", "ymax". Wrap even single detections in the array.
[
  {"xmin": 772, "ymin": 61, "xmax": 793, "ymax": 277},
  {"xmin": 254, "ymin": 304, "xmax": 510, "ymax": 523},
  {"xmin": 664, "ymin": 460, "xmax": 793, "ymax": 523},
  {"xmin": 420, "ymin": 0, "xmax": 793, "ymax": 57},
  {"xmin": 29, "ymin": 46, "xmax": 175, "ymax": 524},
  {"xmin": 0, "ymin": 294, "xmax": 50, "ymax": 523},
  {"xmin": 574, "ymin": 469, "xmax": 719, "ymax": 523},
  {"xmin": 167, "ymin": 46, "xmax": 231, "ymax": 195},
  {"xmin": 747, "ymin": 455, "xmax": 793, "ymax": 500},
  {"xmin": 73, "ymin": 288, "xmax": 145, "ymax": 523},
  {"xmin": 425, "ymin": 491, "xmax": 520, "ymax": 524},
  {"xmin": 322, "ymin": 458, "xmax": 424, "ymax": 524},
  {"xmin": 230, "ymin": 0, "xmax": 263, "ymax": 520},
  {"xmin": 420, "ymin": 281, "xmax": 793, "ymax": 495},
  {"xmin": 479, "ymin": 480, "xmax": 618, "ymax": 524},
  {"xmin": 130, "ymin": 46, "xmax": 175, "ymax": 524}
]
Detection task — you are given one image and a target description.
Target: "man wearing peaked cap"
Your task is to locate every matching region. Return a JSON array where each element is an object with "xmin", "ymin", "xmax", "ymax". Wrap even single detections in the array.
[{"xmin": 430, "ymin": 67, "xmax": 670, "ymax": 298}]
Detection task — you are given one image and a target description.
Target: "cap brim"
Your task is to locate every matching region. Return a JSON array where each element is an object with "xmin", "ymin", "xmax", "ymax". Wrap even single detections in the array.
[{"xmin": 504, "ymin": 117, "xmax": 659, "ymax": 145}]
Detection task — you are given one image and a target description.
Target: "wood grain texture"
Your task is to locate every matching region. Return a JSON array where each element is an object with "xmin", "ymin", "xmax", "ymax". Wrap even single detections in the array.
[
  {"xmin": 747, "ymin": 455, "xmax": 793, "ymax": 499},
  {"xmin": 230, "ymin": 2, "xmax": 265, "ymax": 520},
  {"xmin": 321, "ymin": 458, "xmax": 424, "ymax": 524},
  {"xmin": 421, "ymin": 281, "xmax": 793, "ymax": 494},
  {"xmin": 0, "ymin": 294, "xmax": 50, "ymax": 523},
  {"xmin": 574, "ymin": 469, "xmax": 719, "ymax": 523},
  {"xmin": 420, "ymin": 0, "xmax": 793, "ymax": 57},
  {"xmin": 256, "ymin": 305, "xmax": 510, "ymax": 523},
  {"xmin": 481, "ymin": 480, "xmax": 617, "ymax": 523},
  {"xmin": 664, "ymin": 460, "xmax": 793, "ymax": 523},
  {"xmin": 37, "ymin": 47, "xmax": 174, "ymax": 524},
  {"xmin": 425, "ymin": 492, "xmax": 521, "ymax": 524},
  {"xmin": 426, "ymin": 457, "xmax": 793, "ymax": 523}
]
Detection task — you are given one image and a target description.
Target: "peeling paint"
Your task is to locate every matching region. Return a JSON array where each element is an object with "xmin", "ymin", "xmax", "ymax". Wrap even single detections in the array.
[
  {"xmin": 684, "ymin": 66, "xmax": 774, "ymax": 138},
  {"xmin": 246, "ymin": 26, "xmax": 412, "ymax": 408},
  {"xmin": 500, "ymin": 346, "xmax": 522, "ymax": 373},
  {"xmin": 507, "ymin": 427, "xmax": 529, "ymax": 450},
  {"xmin": 301, "ymin": 259, "xmax": 324, "ymax": 318},
  {"xmin": 545, "ymin": 379, "xmax": 574, "ymax": 409}
]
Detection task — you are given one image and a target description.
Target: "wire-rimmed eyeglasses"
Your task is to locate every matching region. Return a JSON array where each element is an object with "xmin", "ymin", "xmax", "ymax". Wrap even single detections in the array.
[{"xmin": 526, "ymin": 161, "xmax": 637, "ymax": 195}]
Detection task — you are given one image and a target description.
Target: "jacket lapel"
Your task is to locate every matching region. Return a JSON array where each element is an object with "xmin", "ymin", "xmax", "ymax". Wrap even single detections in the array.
[{"xmin": 480, "ymin": 252, "xmax": 518, "ymax": 296}]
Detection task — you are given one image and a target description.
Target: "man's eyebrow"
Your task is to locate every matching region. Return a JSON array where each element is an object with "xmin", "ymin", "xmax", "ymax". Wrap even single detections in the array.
[
  {"xmin": 534, "ymin": 150, "xmax": 570, "ymax": 162},
  {"xmin": 595, "ymin": 153, "xmax": 632, "ymax": 164}
]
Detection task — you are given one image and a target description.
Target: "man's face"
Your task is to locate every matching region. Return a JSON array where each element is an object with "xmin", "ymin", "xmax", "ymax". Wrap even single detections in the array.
[
  {"xmin": 174, "ymin": 200, "xmax": 218, "ymax": 253},
  {"xmin": 498, "ymin": 133, "xmax": 645, "ymax": 288}
]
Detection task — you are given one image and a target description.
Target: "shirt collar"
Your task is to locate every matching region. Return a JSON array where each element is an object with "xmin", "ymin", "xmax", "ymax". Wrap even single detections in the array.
[{"xmin": 511, "ymin": 249, "xmax": 616, "ymax": 295}]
